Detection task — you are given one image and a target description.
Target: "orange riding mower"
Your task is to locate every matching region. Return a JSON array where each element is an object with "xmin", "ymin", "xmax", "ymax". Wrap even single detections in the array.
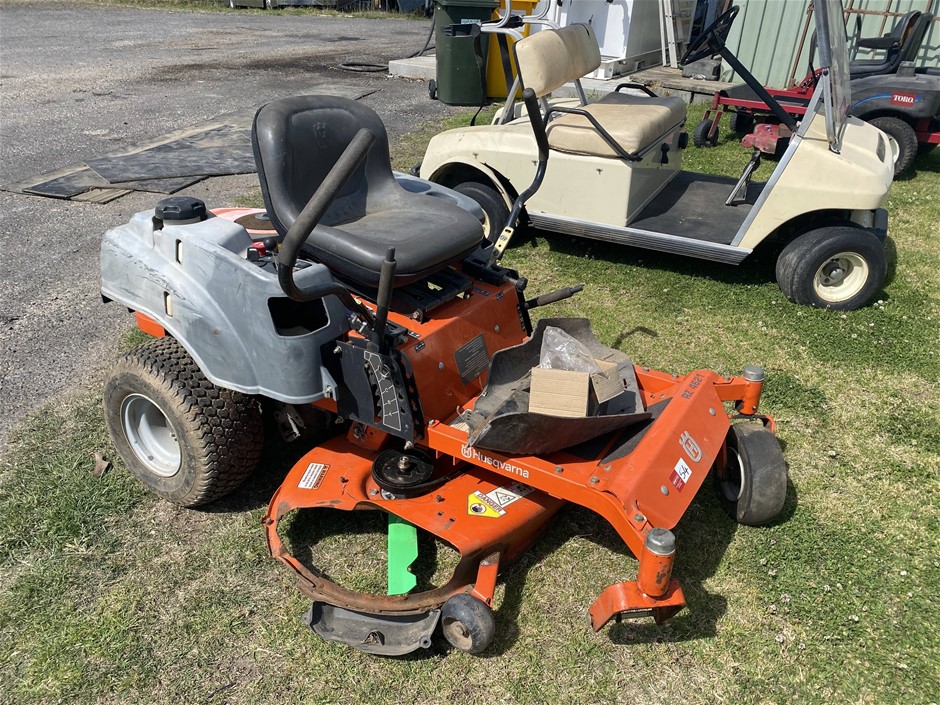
[{"xmin": 100, "ymin": 92, "xmax": 787, "ymax": 656}]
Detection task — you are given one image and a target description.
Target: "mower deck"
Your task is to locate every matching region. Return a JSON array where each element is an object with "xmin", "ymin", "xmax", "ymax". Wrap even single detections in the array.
[{"xmin": 261, "ymin": 265, "xmax": 769, "ymax": 654}]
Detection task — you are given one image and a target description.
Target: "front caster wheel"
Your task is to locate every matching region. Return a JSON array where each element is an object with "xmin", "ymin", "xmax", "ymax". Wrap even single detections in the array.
[
  {"xmin": 692, "ymin": 118, "xmax": 718, "ymax": 147},
  {"xmin": 104, "ymin": 336, "xmax": 263, "ymax": 507},
  {"xmin": 775, "ymin": 226, "xmax": 887, "ymax": 310},
  {"xmin": 440, "ymin": 594, "xmax": 496, "ymax": 654},
  {"xmin": 714, "ymin": 424, "xmax": 787, "ymax": 526}
]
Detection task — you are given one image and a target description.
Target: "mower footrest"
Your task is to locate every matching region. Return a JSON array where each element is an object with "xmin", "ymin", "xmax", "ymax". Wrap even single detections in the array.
[
  {"xmin": 304, "ymin": 602, "xmax": 440, "ymax": 656},
  {"xmin": 589, "ymin": 579, "xmax": 686, "ymax": 631}
]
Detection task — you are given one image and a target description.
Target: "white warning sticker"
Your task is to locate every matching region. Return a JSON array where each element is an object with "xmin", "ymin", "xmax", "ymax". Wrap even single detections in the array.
[
  {"xmin": 669, "ymin": 457, "xmax": 692, "ymax": 492},
  {"xmin": 298, "ymin": 463, "xmax": 329, "ymax": 489},
  {"xmin": 485, "ymin": 481, "xmax": 534, "ymax": 508},
  {"xmin": 468, "ymin": 482, "xmax": 534, "ymax": 517}
]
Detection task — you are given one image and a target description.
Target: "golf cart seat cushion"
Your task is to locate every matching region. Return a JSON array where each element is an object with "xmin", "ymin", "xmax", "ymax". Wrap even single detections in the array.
[
  {"xmin": 252, "ymin": 96, "xmax": 483, "ymax": 287},
  {"xmin": 546, "ymin": 99, "xmax": 686, "ymax": 157},
  {"xmin": 516, "ymin": 23, "xmax": 602, "ymax": 97}
]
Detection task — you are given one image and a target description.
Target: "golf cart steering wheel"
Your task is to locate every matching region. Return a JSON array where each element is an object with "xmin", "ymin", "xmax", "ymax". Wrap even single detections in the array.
[{"xmin": 681, "ymin": 5, "xmax": 739, "ymax": 65}]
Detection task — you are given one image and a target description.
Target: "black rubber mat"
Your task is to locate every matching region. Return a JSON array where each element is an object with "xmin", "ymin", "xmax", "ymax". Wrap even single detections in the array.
[
  {"xmin": 9, "ymin": 163, "xmax": 202, "ymax": 199},
  {"xmin": 629, "ymin": 172, "xmax": 766, "ymax": 243},
  {"xmin": 3, "ymin": 85, "xmax": 375, "ymax": 201}
]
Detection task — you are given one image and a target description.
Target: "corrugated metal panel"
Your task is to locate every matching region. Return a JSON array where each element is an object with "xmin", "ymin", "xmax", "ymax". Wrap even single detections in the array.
[{"xmin": 721, "ymin": 0, "xmax": 940, "ymax": 88}]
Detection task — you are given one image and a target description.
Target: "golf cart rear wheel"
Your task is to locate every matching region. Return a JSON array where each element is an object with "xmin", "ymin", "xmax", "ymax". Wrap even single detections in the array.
[
  {"xmin": 868, "ymin": 116, "xmax": 917, "ymax": 176},
  {"xmin": 714, "ymin": 424, "xmax": 787, "ymax": 526},
  {"xmin": 693, "ymin": 118, "xmax": 719, "ymax": 147},
  {"xmin": 440, "ymin": 594, "xmax": 496, "ymax": 654},
  {"xmin": 454, "ymin": 182, "xmax": 509, "ymax": 244},
  {"xmin": 104, "ymin": 336, "xmax": 263, "ymax": 507},
  {"xmin": 775, "ymin": 226, "xmax": 886, "ymax": 310}
]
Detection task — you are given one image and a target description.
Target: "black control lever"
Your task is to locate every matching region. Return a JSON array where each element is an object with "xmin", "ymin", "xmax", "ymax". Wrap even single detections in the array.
[
  {"xmin": 277, "ymin": 128, "xmax": 377, "ymax": 327},
  {"xmin": 370, "ymin": 246, "xmax": 397, "ymax": 355},
  {"xmin": 525, "ymin": 284, "xmax": 584, "ymax": 310}
]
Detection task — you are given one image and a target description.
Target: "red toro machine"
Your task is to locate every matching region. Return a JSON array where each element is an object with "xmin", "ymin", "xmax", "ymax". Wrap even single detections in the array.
[{"xmin": 100, "ymin": 88, "xmax": 788, "ymax": 655}]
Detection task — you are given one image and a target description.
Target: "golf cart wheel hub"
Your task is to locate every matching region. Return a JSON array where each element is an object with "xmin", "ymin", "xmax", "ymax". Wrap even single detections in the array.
[{"xmin": 814, "ymin": 252, "xmax": 869, "ymax": 302}]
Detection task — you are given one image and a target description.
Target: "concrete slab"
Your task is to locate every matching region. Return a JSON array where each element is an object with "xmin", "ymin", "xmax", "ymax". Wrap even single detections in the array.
[{"xmin": 389, "ymin": 55, "xmax": 436, "ymax": 80}]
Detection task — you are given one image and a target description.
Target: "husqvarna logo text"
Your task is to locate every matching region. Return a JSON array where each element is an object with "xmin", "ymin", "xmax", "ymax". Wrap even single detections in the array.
[
  {"xmin": 460, "ymin": 445, "xmax": 529, "ymax": 478},
  {"xmin": 680, "ymin": 431, "xmax": 702, "ymax": 462}
]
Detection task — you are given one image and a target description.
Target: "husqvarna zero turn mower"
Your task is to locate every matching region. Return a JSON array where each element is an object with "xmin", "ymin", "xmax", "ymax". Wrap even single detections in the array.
[{"xmin": 100, "ymin": 92, "xmax": 788, "ymax": 656}]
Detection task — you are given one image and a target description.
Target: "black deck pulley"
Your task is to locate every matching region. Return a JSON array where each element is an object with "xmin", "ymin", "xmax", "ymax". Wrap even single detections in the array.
[{"xmin": 371, "ymin": 449, "xmax": 435, "ymax": 494}]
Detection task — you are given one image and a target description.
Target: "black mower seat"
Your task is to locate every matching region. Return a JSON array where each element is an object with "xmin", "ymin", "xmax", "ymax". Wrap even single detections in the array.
[
  {"xmin": 849, "ymin": 11, "xmax": 930, "ymax": 79},
  {"xmin": 252, "ymin": 95, "xmax": 484, "ymax": 288}
]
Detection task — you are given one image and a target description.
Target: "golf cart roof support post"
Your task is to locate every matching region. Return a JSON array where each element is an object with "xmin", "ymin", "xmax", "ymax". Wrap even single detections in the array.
[{"xmin": 719, "ymin": 46, "xmax": 799, "ymax": 132}]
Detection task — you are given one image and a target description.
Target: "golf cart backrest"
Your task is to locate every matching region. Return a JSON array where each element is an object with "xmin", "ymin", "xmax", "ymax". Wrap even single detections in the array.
[
  {"xmin": 512, "ymin": 24, "xmax": 687, "ymax": 161},
  {"xmin": 515, "ymin": 23, "xmax": 601, "ymax": 98}
]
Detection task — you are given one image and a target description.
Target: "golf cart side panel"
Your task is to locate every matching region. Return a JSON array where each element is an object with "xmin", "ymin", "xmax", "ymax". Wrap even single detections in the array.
[
  {"xmin": 422, "ymin": 123, "xmax": 682, "ymax": 228},
  {"xmin": 101, "ymin": 211, "xmax": 347, "ymax": 403},
  {"xmin": 737, "ymin": 114, "xmax": 893, "ymax": 250}
]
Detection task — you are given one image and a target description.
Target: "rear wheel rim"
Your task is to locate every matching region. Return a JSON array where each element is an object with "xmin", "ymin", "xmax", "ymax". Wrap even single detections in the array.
[
  {"xmin": 121, "ymin": 394, "xmax": 181, "ymax": 477},
  {"xmin": 813, "ymin": 252, "xmax": 869, "ymax": 303}
]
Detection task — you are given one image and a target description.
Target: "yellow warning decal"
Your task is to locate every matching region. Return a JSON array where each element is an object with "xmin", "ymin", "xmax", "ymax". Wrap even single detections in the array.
[{"xmin": 468, "ymin": 491, "xmax": 505, "ymax": 518}]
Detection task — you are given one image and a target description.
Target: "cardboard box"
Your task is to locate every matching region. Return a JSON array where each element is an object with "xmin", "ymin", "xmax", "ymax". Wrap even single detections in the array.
[{"xmin": 529, "ymin": 360, "xmax": 625, "ymax": 418}]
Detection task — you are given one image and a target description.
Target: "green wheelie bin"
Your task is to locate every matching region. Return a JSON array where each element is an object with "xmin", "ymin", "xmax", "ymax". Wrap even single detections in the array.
[{"xmin": 432, "ymin": 0, "xmax": 499, "ymax": 106}]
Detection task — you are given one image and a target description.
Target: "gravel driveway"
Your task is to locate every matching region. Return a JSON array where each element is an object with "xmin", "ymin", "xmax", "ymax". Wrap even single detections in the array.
[{"xmin": 0, "ymin": 1, "xmax": 456, "ymax": 447}]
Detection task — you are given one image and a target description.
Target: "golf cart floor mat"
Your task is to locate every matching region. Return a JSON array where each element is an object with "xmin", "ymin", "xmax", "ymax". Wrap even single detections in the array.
[
  {"xmin": 629, "ymin": 172, "xmax": 766, "ymax": 243},
  {"xmin": 466, "ymin": 318, "xmax": 650, "ymax": 455},
  {"xmin": 2, "ymin": 85, "xmax": 375, "ymax": 202}
]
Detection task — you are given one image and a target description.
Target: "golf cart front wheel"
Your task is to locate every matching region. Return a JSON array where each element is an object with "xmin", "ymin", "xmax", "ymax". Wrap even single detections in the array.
[
  {"xmin": 775, "ymin": 226, "xmax": 886, "ymax": 310},
  {"xmin": 693, "ymin": 118, "xmax": 718, "ymax": 147},
  {"xmin": 868, "ymin": 116, "xmax": 917, "ymax": 176},
  {"xmin": 453, "ymin": 181, "xmax": 510, "ymax": 244},
  {"xmin": 440, "ymin": 594, "xmax": 496, "ymax": 654},
  {"xmin": 714, "ymin": 424, "xmax": 787, "ymax": 526},
  {"xmin": 104, "ymin": 336, "xmax": 263, "ymax": 507}
]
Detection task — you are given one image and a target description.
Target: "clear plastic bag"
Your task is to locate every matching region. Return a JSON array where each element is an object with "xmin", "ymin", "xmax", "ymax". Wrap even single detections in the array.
[{"xmin": 538, "ymin": 326, "xmax": 601, "ymax": 373}]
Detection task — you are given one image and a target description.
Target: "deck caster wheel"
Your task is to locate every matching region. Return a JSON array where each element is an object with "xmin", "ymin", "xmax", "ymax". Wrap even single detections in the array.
[
  {"xmin": 440, "ymin": 594, "xmax": 495, "ymax": 654},
  {"xmin": 453, "ymin": 182, "xmax": 509, "ymax": 244},
  {"xmin": 729, "ymin": 110, "xmax": 754, "ymax": 135},
  {"xmin": 775, "ymin": 226, "xmax": 886, "ymax": 310},
  {"xmin": 715, "ymin": 424, "xmax": 787, "ymax": 526},
  {"xmin": 692, "ymin": 118, "xmax": 718, "ymax": 147},
  {"xmin": 868, "ymin": 116, "xmax": 917, "ymax": 176},
  {"xmin": 104, "ymin": 337, "xmax": 263, "ymax": 507}
]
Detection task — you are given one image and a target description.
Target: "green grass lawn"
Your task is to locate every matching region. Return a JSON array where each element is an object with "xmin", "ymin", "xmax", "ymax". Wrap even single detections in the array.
[{"xmin": 1, "ymin": 103, "xmax": 938, "ymax": 705}]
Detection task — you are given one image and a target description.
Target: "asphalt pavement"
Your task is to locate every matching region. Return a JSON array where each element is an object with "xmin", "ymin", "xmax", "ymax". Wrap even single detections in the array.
[{"xmin": 0, "ymin": 1, "xmax": 458, "ymax": 447}]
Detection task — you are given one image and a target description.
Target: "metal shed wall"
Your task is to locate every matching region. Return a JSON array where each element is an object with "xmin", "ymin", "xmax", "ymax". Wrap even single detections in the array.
[{"xmin": 722, "ymin": 0, "xmax": 940, "ymax": 88}]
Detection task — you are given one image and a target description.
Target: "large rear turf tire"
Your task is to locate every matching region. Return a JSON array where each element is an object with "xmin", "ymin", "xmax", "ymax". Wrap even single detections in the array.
[
  {"xmin": 868, "ymin": 116, "xmax": 917, "ymax": 176},
  {"xmin": 104, "ymin": 337, "xmax": 263, "ymax": 507}
]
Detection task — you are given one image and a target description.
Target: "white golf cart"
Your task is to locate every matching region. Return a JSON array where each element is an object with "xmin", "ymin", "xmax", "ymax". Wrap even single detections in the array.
[{"xmin": 419, "ymin": 1, "xmax": 895, "ymax": 310}]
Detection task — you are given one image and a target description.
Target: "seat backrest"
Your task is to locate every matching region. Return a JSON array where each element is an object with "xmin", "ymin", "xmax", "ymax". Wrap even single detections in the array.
[
  {"xmin": 251, "ymin": 95, "xmax": 397, "ymax": 237},
  {"xmin": 901, "ymin": 12, "xmax": 933, "ymax": 62},
  {"xmin": 515, "ymin": 23, "xmax": 602, "ymax": 98}
]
